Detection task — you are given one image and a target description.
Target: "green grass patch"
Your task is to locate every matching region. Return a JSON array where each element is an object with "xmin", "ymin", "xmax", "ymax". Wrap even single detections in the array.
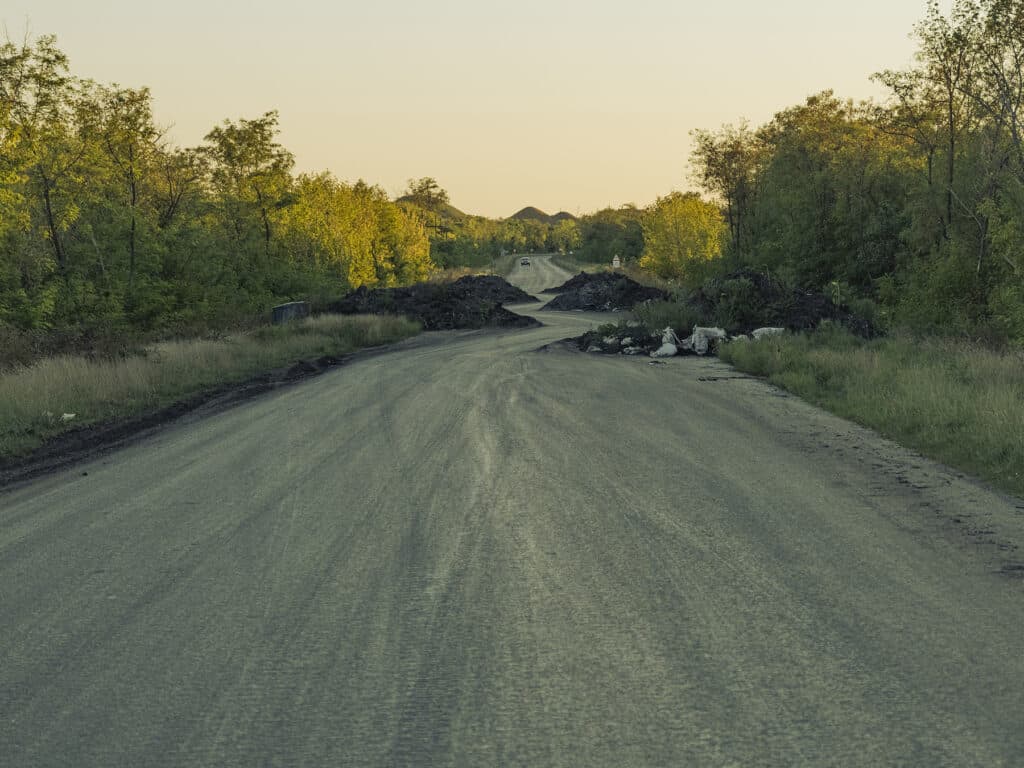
[
  {"xmin": 719, "ymin": 324, "xmax": 1024, "ymax": 496},
  {"xmin": 633, "ymin": 299, "xmax": 704, "ymax": 334},
  {"xmin": 0, "ymin": 314, "xmax": 420, "ymax": 459}
]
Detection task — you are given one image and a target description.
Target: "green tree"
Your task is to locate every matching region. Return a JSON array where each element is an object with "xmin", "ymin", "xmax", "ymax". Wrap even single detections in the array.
[
  {"xmin": 547, "ymin": 218, "xmax": 581, "ymax": 253},
  {"xmin": 578, "ymin": 206, "xmax": 643, "ymax": 263},
  {"xmin": 404, "ymin": 177, "xmax": 450, "ymax": 211},
  {"xmin": 0, "ymin": 34, "xmax": 83, "ymax": 277},
  {"xmin": 689, "ymin": 121, "xmax": 761, "ymax": 257},
  {"xmin": 75, "ymin": 83, "xmax": 163, "ymax": 308},
  {"xmin": 639, "ymin": 192, "xmax": 725, "ymax": 285},
  {"xmin": 203, "ymin": 111, "xmax": 294, "ymax": 255}
]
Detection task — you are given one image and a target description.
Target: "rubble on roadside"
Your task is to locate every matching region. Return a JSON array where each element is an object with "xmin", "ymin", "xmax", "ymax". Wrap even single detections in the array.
[
  {"xmin": 328, "ymin": 275, "xmax": 538, "ymax": 331},
  {"xmin": 557, "ymin": 323, "xmax": 787, "ymax": 359}
]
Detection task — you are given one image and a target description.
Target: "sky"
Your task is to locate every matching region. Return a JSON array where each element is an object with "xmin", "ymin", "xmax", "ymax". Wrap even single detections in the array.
[{"xmin": 2, "ymin": 1, "xmax": 935, "ymax": 218}]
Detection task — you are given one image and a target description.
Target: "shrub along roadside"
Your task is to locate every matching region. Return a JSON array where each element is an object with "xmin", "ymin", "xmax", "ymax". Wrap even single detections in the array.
[
  {"xmin": 0, "ymin": 314, "xmax": 420, "ymax": 460},
  {"xmin": 719, "ymin": 324, "xmax": 1024, "ymax": 497}
]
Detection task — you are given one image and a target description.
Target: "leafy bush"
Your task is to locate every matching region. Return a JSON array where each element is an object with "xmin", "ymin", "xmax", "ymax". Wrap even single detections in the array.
[{"xmin": 632, "ymin": 299, "xmax": 705, "ymax": 334}]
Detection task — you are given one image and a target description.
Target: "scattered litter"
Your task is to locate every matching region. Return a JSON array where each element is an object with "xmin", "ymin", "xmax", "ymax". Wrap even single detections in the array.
[
  {"xmin": 752, "ymin": 327, "xmax": 786, "ymax": 340},
  {"xmin": 688, "ymin": 327, "xmax": 728, "ymax": 356},
  {"xmin": 651, "ymin": 327, "xmax": 682, "ymax": 358},
  {"xmin": 60, "ymin": 413, "xmax": 76, "ymax": 422}
]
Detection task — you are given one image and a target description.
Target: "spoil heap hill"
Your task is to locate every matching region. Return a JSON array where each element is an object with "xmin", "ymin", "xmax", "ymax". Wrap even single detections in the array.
[{"xmin": 509, "ymin": 207, "xmax": 577, "ymax": 225}]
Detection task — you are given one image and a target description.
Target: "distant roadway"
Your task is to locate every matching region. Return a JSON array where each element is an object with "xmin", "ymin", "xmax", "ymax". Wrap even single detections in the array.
[{"xmin": 2, "ymin": 256, "xmax": 1023, "ymax": 766}]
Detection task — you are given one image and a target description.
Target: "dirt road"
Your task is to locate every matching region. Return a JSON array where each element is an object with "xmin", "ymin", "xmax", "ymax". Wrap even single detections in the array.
[{"xmin": 2, "ymin": 257, "xmax": 1023, "ymax": 766}]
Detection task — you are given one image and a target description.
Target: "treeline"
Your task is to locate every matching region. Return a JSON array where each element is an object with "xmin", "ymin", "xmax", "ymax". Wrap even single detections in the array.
[
  {"xmin": 397, "ymin": 177, "xmax": 583, "ymax": 268},
  {"xmin": 400, "ymin": 181, "xmax": 653, "ymax": 271},
  {"xmin": 0, "ymin": 36, "xmax": 433, "ymax": 334},
  {"xmin": 687, "ymin": 0, "xmax": 1024, "ymax": 342}
]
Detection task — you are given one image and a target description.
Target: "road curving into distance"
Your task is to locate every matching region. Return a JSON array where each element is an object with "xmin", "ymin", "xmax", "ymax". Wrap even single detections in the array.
[{"xmin": 2, "ymin": 256, "xmax": 1023, "ymax": 766}]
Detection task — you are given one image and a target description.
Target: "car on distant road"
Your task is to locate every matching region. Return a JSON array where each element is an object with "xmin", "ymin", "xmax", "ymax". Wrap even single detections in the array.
[{"xmin": 520, "ymin": 258, "xmax": 531, "ymax": 266}]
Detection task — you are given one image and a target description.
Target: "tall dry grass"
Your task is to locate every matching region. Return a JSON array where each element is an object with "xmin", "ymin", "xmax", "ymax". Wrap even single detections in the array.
[
  {"xmin": 719, "ymin": 324, "xmax": 1024, "ymax": 496},
  {"xmin": 0, "ymin": 314, "xmax": 420, "ymax": 459}
]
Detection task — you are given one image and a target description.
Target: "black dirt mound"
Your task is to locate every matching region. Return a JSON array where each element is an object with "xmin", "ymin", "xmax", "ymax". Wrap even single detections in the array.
[
  {"xmin": 449, "ymin": 274, "xmax": 535, "ymax": 304},
  {"xmin": 328, "ymin": 275, "xmax": 538, "ymax": 331},
  {"xmin": 540, "ymin": 272, "xmax": 669, "ymax": 311},
  {"xmin": 690, "ymin": 268, "xmax": 876, "ymax": 338}
]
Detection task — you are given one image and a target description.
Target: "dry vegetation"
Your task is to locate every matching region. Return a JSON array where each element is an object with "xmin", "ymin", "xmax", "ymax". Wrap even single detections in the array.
[
  {"xmin": 0, "ymin": 314, "xmax": 420, "ymax": 459},
  {"xmin": 720, "ymin": 326, "xmax": 1024, "ymax": 496}
]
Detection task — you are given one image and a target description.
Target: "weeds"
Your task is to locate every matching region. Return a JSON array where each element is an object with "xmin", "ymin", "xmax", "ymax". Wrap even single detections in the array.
[
  {"xmin": 633, "ymin": 300, "xmax": 705, "ymax": 334},
  {"xmin": 0, "ymin": 314, "xmax": 420, "ymax": 459},
  {"xmin": 720, "ymin": 325, "xmax": 1024, "ymax": 496}
]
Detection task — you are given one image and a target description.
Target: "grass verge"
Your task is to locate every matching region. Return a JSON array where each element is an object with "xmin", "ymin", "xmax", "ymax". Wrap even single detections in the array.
[
  {"xmin": 0, "ymin": 314, "xmax": 420, "ymax": 460},
  {"xmin": 633, "ymin": 299, "xmax": 704, "ymax": 333},
  {"xmin": 719, "ymin": 324, "xmax": 1024, "ymax": 497}
]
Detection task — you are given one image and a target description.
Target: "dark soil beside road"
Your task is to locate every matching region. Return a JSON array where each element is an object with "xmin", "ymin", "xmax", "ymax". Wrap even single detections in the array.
[
  {"xmin": 329, "ymin": 275, "xmax": 538, "ymax": 330},
  {"xmin": 540, "ymin": 271, "xmax": 669, "ymax": 311}
]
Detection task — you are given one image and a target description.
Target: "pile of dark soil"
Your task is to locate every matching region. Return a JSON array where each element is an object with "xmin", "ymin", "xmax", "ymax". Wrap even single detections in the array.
[
  {"xmin": 328, "ymin": 275, "xmax": 538, "ymax": 331},
  {"xmin": 690, "ymin": 268, "xmax": 876, "ymax": 337},
  {"xmin": 540, "ymin": 272, "xmax": 669, "ymax": 311}
]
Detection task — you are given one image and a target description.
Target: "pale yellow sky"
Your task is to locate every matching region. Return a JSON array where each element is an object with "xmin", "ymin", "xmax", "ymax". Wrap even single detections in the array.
[{"xmin": 4, "ymin": 1, "xmax": 936, "ymax": 217}]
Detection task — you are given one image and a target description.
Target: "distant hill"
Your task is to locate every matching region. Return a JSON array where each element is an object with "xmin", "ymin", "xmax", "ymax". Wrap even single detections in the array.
[{"xmin": 509, "ymin": 207, "xmax": 577, "ymax": 225}]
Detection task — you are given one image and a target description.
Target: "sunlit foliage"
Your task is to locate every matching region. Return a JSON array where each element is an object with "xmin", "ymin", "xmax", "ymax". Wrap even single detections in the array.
[{"xmin": 0, "ymin": 36, "xmax": 432, "ymax": 335}]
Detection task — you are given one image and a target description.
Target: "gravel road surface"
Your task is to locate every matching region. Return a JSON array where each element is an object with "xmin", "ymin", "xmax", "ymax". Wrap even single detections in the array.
[{"xmin": 2, "ymin": 257, "xmax": 1023, "ymax": 766}]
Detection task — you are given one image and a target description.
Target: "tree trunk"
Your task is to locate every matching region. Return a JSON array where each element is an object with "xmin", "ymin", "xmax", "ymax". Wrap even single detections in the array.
[
  {"xmin": 39, "ymin": 171, "xmax": 67, "ymax": 271},
  {"xmin": 127, "ymin": 149, "xmax": 138, "ymax": 301}
]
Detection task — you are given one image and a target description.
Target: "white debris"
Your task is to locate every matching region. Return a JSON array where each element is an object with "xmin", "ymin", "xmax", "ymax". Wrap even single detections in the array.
[
  {"xmin": 730, "ymin": 334, "xmax": 750, "ymax": 342},
  {"xmin": 603, "ymin": 336, "xmax": 620, "ymax": 346},
  {"xmin": 620, "ymin": 337, "xmax": 633, "ymax": 346},
  {"xmin": 650, "ymin": 342, "xmax": 677, "ymax": 358},
  {"xmin": 586, "ymin": 344, "xmax": 603, "ymax": 353},
  {"xmin": 752, "ymin": 327, "xmax": 786, "ymax": 340},
  {"xmin": 622, "ymin": 346, "xmax": 643, "ymax": 355},
  {"xmin": 651, "ymin": 327, "xmax": 681, "ymax": 358},
  {"xmin": 689, "ymin": 326, "xmax": 728, "ymax": 355},
  {"xmin": 60, "ymin": 413, "xmax": 76, "ymax": 422}
]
